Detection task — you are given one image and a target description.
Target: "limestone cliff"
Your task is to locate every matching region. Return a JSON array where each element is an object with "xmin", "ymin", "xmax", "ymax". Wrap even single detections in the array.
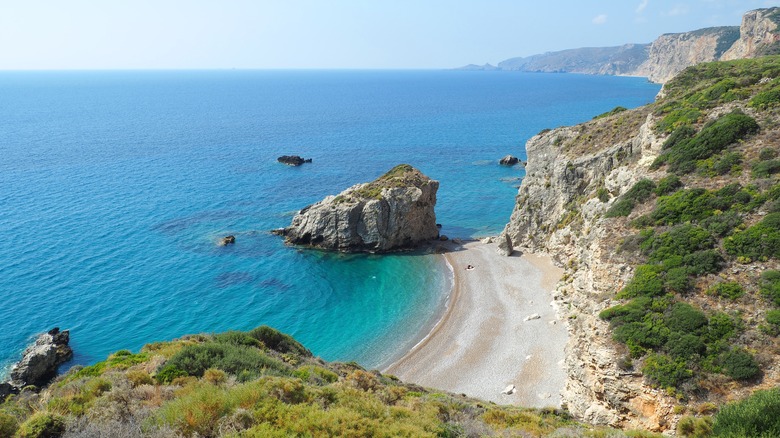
[
  {"xmin": 635, "ymin": 27, "xmax": 739, "ymax": 84},
  {"xmin": 500, "ymin": 56, "xmax": 780, "ymax": 431},
  {"xmin": 280, "ymin": 164, "xmax": 439, "ymax": 252},
  {"xmin": 721, "ymin": 7, "xmax": 780, "ymax": 60},
  {"xmin": 473, "ymin": 8, "xmax": 780, "ymax": 84}
]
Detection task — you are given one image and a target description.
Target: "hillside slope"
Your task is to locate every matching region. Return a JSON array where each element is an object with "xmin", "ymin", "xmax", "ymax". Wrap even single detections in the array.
[{"xmin": 501, "ymin": 55, "xmax": 780, "ymax": 432}]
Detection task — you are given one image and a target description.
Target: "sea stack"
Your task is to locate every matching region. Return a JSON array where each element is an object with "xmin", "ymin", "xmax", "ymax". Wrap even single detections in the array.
[
  {"xmin": 2, "ymin": 328, "xmax": 73, "ymax": 397},
  {"xmin": 279, "ymin": 164, "xmax": 439, "ymax": 252}
]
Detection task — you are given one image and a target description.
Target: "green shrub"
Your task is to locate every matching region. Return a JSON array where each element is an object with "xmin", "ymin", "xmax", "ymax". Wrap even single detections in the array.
[
  {"xmin": 642, "ymin": 353, "xmax": 693, "ymax": 389},
  {"xmin": 710, "ymin": 151, "xmax": 743, "ymax": 175},
  {"xmin": 752, "ymin": 159, "xmax": 780, "ymax": 178},
  {"xmin": 663, "ymin": 267, "xmax": 692, "ymax": 294},
  {"xmin": 618, "ymin": 265, "xmax": 665, "ymax": 298},
  {"xmin": 594, "ymin": 106, "xmax": 627, "ymax": 119},
  {"xmin": 651, "ymin": 189, "xmax": 714, "ymax": 225},
  {"xmin": 16, "ymin": 412, "xmax": 66, "ymax": 438},
  {"xmin": 750, "ymin": 86, "xmax": 780, "ymax": 109},
  {"xmin": 725, "ymin": 219, "xmax": 780, "ymax": 261},
  {"xmin": 248, "ymin": 326, "xmax": 312, "ymax": 357},
  {"xmin": 600, "ymin": 296, "xmax": 653, "ymax": 325},
  {"xmin": 213, "ymin": 331, "xmax": 264, "ymax": 348},
  {"xmin": 665, "ymin": 303, "xmax": 708, "ymax": 334},
  {"xmin": 0, "ymin": 412, "xmax": 18, "ymax": 438},
  {"xmin": 597, "ymin": 187, "xmax": 610, "ymax": 203},
  {"xmin": 662, "ymin": 126, "xmax": 697, "ymax": 150},
  {"xmin": 654, "ymin": 175, "xmax": 683, "ymax": 196},
  {"xmin": 713, "ymin": 388, "xmax": 780, "ymax": 437},
  {"xmin": 665, "ymin": 333, "xmax": 705, "ymax": 360},
  {"xmin": 657, "ymin": 107, "xmax": 702, "ymax": 133},
  {"xmin": 163, "ymin": 341, "xmax": 289, "ymax": 381},
  {"xmin": 760, "ymin": 270, "xmax": 780, "ymax": 306},
  {"xmin": 759, "ymin": 148, "xmax": 779, "ymax": 161},
  {"xmin": 644, "ymin": 225, "xmax": 715, "ymax": 262},
  {"xmin": 720, "ymin": 348, "xmax": 760, "ymax": 380},
  {"xmin": 706, "ymin": 312, "xmax": 739, "ymax": 343},
  {"xmin": 682, "ymin": 250, "xmax": 724, "ymax": 275},
  {"xmin": 155, "ymin": 364, "xmax": 188, "ymax": 384},
  {"xmin": 767, "ymin": 310, "xmax": 780, "ymax": 328},
  {"xmin": 707, "ymin": 282, "xmax": 744, "ymax": 300},
  {"xmin": 605, "ymin": 199, "xmax": 635, "ymax": 218},
  {"xmin": 654, "ymin": 111, "xmax": 759, "ymax": 174},
  {"xmin": 677, "ymin": 415, "xmax": 713, "ymax": 437},
  {"xmin": 700, "ymin": 211, "xmax": 742, "ymax": 237}
]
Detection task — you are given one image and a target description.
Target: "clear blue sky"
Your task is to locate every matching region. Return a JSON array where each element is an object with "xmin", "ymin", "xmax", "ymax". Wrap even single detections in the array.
[{"xmin": 1, "ymin": 0, "xmax": 777, "ymax": 69}]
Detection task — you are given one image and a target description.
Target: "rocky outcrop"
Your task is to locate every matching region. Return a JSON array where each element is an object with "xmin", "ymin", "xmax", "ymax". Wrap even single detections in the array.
[
  {"xmin": 496, "ymin": 232, "xmax": 513, "ymax": 256},
  {"xmin": 474, "ymin": 8, "xmax": 780, "ymax": 84},
  {"xmin": 278, "ymin": 155, "xmax": 312, "ymax": 166},
  {"xmin": 219, "ymin": 235, "xmax": 236, "ymax": 246},
  {"xmin": 635, "ymin": 27, "xmax": 740, "ymax": 84},
  {"xmin": 499, "ymin": 155, "xmax": 520, "ymax": 166},
  {"xmin": 4, "ymin": 328, "xmax": 73, "ymax": 394},
  {"xmin": 279, "ymin": 164, "xmax": 439, "ymax": 252},
  {"xmin": 500, "ymin": 108, "xmax": 681, "ymax": 430},
  {"xmin": 721, "ymin": 7, "xmax": 780, "ymax": 60}
]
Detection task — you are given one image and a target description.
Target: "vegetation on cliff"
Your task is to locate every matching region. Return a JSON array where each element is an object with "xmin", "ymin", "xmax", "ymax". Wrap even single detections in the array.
[
  {"xmin": 590, "ymin": 56, "xmax": 780, "ymax": 434},
  {"xmin": 0, "ymin": 326, "xmax": 667, "ymax": 438}
]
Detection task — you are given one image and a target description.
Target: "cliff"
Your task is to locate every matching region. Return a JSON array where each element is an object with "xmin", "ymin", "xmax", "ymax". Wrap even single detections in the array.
[
  {"xmin": 279, "ymin": 164, "xmax": 439, "ymax": 252},
  {"xmin": 501, "ymin": 56, "xmax": 780, "ymax": 431},
  {"xmin": 468, "ymin": 8, "xmax": 780, "ymax": 84}
]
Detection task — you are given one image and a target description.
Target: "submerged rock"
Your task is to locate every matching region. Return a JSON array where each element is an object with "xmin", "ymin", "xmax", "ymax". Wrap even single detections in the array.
[
  {"xmin": 6, "ymin": 328, "xmax": 72, "ymax": 391},
  {"xmin": 499, "ymin": 155, "xmax": 520, "ymax": 166},
  {"xmin": 277, "ymin": 155, "xmax": 312, "ymax": 166},
  {"xmin": 280, "ymin": 164, "xmax": 439, "ymax": 252},
  {"xmin": 219, "ymin": 235, "xmax": 236, "ymax": 246}
]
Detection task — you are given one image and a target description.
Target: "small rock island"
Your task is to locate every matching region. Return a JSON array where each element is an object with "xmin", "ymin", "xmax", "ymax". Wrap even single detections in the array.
[{"xmin": 277, "ymin": 164, "xmax": 439, "ymax": 252}]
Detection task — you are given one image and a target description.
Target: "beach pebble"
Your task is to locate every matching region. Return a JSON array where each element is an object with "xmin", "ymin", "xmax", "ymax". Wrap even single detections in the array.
[
  {"xmin": 525, "ymin": 355, "xmax": 532, "ymax": 360},
  {"xmin": 549, "ymin": 320, "xmax": 557, "ymax": 325},
  {"xmin": 502, "ymin": 384, "xmax": 516, "ymax": 395},
  {"xmin": 524, "ymin": 313, "xmax": 541, "ymax": 321}
]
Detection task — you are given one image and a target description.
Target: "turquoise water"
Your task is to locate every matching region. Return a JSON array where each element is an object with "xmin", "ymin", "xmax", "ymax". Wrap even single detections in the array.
[{"xmin": 0, "ymin": 71, "xmax": 660, "ymax": 374}]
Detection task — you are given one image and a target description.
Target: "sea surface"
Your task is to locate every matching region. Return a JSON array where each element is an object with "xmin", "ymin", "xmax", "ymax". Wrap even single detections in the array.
[{"xmin": 0, "ymin": 70, "xmax": 660, "ymax": 375}]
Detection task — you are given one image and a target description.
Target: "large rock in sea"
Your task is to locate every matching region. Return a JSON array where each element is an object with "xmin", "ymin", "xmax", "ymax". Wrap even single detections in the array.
[
  {"xmin": 280, "ymin": 164, "xmax": 439, "ymax": 252},
  {"xmin": 7, "ymin": 328, "xmax": 73, "ymax": 389}
]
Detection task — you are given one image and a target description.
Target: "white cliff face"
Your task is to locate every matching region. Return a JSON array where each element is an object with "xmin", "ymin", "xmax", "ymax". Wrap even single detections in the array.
[
  {"xmin": 636, "ymin": 27, "xmax": 739, "ymax": 84},
  {"xmin": 721, "ymin": 8, "xmax": 780, "ymax": 60},
  {"xmin": 500, "ymin": 110, "xmax": 683, "ymax": 431},
  {"xmin": 282, "ymin": 165, "xmax": 439, "ymax": 252}
]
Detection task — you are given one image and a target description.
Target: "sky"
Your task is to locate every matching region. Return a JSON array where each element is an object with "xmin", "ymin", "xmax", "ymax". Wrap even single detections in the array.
[{"xmin": 0, "ymin": 0, "xmax": 777, "ymax": 70}]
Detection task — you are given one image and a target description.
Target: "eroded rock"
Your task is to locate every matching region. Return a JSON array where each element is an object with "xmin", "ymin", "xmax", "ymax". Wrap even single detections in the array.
[{"xmin": 6, "ymin": 328, "xmax": 73, "ymax": 390}]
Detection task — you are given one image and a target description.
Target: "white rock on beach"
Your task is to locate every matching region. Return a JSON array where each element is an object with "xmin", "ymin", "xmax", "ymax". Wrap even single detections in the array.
[
  {"xmin": 524, "ymin": 313, "xmax": 541, "ymax": 321},
  {"xmin": 502, "ymin": 384, "xmax": 516, "ymax": 395}
]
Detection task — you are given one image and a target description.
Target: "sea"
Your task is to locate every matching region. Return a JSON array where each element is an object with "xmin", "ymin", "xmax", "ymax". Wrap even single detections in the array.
[{"xmin": 0, "ymin": 70, "xmax": 661, "ymax": 375}]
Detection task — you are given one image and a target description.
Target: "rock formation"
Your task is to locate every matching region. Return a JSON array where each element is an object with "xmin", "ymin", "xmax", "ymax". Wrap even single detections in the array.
[
  {"xmin": 2, "ymin": 328, "xmax": 73, "ymax": 396},
  {"xmin": 499, "ymin": 155, "xmax": 520, "ymax": 166},
  {"xmin": 219, "ymin": 235, "xmax": 236, "ymax": 246},
  {"xmin": 496, "ymin": 232, "xmax": 513, "ymax": 256},
  {"xmin": 277, "ymin": 155, "xmax": 312, "ymax": 166},
  {"xmin": 278, "ymin": 164, "xmax": 439, "ymax": 252},
  {"xmin": 472, "ymin": 8, "xmax": 780, "ymax": 84}
]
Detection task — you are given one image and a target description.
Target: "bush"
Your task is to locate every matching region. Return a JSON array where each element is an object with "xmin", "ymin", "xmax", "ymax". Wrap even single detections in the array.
[
  {"xmin": 752, "ymin": 159, "xmax": 780, "ymax": 178},
  {"xmin": 618, "ymin": 265, "xmax": 665, "ymax": 298},
  {"xmin": 665, "ymin": 303, "xmax": 708, "ymax": 334},
  {"xmin": 16, "ymin": 412, "xmax": 66, "ymax": 438},
  {"xmin": 213, "ymin": 331, "xmax": 264, "ymax": 348},
  {"xmin": 597, "ymin": 187, "xmax": 610, "ymax": 203},
  {"xmin": 700, "ymin": 211, "xmax": 742, "ymax": 237},
  {"xmin": 126, "ymin": 369, "xmax": 154, "ymax": 387},
  {"xmin": 248, "ymin": 326, "xmax": 312, "ymax": 357},
  {"xmin": 677, "ymin": 415, "xmax": 713, "ymax": 437},
  {"xmin": 163, "ymin": 342, "xmax": 289, "ymax": 381},
  {"xmin": 605, "ymin": 179, "xmax": 657, "ymax": 218},
  {"xmin": 682, "ymin": 250, "xmax": 724, "ymax": 275},
  {"xmin": 655, "ymin": 175, "xmax": 683, "ymax": 196},
  {"xmin": 760, "ymin": 270, "xmax": 780, "ymax": 306},
  {"xmin": 645, "ymin": 225, "xmax": 715, "ymax": 262},
  {"xmin": 0, "ymin": 412, "xmax": 18, "ymax": 438},
  {"xmin": 711, "ymin": 151, "xmax": 743, "ymax": 175},
  {"xmin": 665, "ymin": 332, "xmax": 705, "ymax": 360},
  {"xmin": 654, "ymin": 111, "xmax": 759, "ymax": 174},
  {"xmin": 759, "ymin": 148, "xmax": 779, "ymax": 161},
  {"xmin": 663, "ymin": 267, "xmax": 692, "ymax": 294},
  {"xmin": 725, "ymin": 220, "xmax": 780, "ymax": 261},
  {"xmin": 713, "ymin": 388, "xmax": 780, "ymax": 437},
  {"xmin": 155, "ymin": 364, "xmax": 187, "ymax": 384},
  {"xmin": 707, "ymin": 312, "xmax": 739, "ymax": 343},
  {"xmin": 605, "ymin": 199, "xmax": 635, "ymax": 218},
  {"xmin": 721, "ymin": 348, "xmax": 761, "ymax": 381},
  {"xmin": 767, "ymin": 310, "xmax": 780, "ymax": 329},
  {"xmin": 707, "ymin": 281, "xmax": 744, "ymax": 300},
  {"xmin": 594, "ymin": 106, "xmax": 627, "ymax": 119},
  {"xmin": 642, "ymin": 353, "xmax": 693, "ymax": 389},
  {"xmin": 651, "ymin": 189, "xmax": 714, "ymax": 225}
]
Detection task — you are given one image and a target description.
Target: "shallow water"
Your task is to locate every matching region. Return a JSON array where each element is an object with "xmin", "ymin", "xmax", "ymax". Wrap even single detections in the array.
[{"xmin": 0, "ymin": 70, "xmax": 660, "ymax": 374}]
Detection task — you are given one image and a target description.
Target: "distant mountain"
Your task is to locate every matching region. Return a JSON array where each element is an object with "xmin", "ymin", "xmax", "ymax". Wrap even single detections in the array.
[{"xmin": 461, "ymin": 7, "xmax": 780, "ymax": 83}]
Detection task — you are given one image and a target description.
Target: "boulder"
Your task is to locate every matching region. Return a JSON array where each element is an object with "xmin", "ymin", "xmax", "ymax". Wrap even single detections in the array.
[
  {"xmin": 277, "ymin": 155, "xmax": 312, "ymax": 166},
  {"xmin": 219, "ymin": 235, "xmax": 236, "ymax": 246},
  {"xmin": 7, "ymin": 328, "xmax": 72, "ymax": 389},
  {"xmin": 499, "ymin": 155, "xmax": 520, "ymax": 166},
  {"xmin": 280, "ymin": 164, "xmax": 439, "ymax": 252},
  {"xmin": 497, "ymin": 233, "xmax": 514, "ymax": 256}
]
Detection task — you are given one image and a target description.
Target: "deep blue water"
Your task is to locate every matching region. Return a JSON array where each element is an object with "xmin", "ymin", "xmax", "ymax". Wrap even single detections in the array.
[{"xmin": 0, "ymin": 70, "xmax": 660, "ymax": 374}]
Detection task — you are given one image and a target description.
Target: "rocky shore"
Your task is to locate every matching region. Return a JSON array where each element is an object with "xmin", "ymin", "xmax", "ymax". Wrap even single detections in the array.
[{"xmin": 1, "ymin": 328, "xmax": 72, "ymax": 399}]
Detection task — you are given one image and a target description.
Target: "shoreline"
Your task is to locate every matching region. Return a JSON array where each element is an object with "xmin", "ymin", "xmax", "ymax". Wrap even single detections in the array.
[{"xmin": 384, "ymin": 240, "xmax": 566, "ymax": 407}]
